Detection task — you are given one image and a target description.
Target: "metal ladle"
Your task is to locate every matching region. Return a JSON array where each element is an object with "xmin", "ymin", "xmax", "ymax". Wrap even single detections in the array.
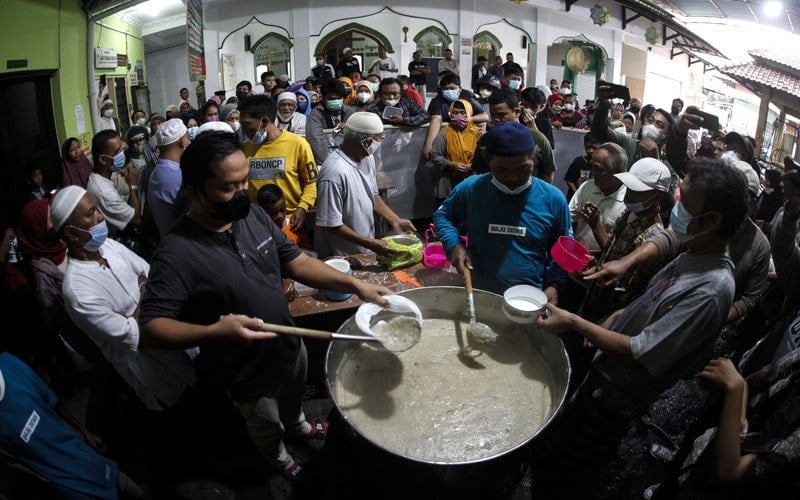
[
  {"xmin": 260, "ymin": 320, "xmax": 420, "ymax": 353},
  {"xmin": 462, "ymin": 267, "xmax": 499, "ymax": 357}
]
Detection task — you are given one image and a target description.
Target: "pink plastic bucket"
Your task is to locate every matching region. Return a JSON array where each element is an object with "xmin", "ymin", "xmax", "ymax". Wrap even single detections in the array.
[
  {"xmin": 424, "ymin": 225, "xmax": 451, "ymax": 269},
  {"xmin": 551, "ymin": 236, "xmax": 591, "ymax": 272}
]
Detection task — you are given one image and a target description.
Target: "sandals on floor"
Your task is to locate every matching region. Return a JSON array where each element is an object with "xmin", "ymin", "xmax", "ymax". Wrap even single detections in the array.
[{"xmin": 304, "ymin": 419, "xmax": 328, "ymax": 440}]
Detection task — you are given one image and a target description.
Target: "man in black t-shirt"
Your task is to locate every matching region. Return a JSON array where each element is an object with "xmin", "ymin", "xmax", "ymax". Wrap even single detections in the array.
[
  {"xmin": 336, "ymin": 47, "xmax": 361, "ymax": 78},
  {"xmin": 140, "ymin": 131, "xmax": 392, "ymax": 482},
  {"xmin": 407, "ymin": 51, "xmax": 431, "ymax": 99}
]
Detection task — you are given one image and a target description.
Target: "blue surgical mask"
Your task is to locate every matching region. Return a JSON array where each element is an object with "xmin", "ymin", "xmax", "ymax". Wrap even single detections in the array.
[
  {"xmin": 625, "ymin": 202, "xmax": 647, "ymax": 214},
  {"xmin": 625, "ymin": 195, "xmax": 657, "ymax": 214},
  {"xmin": 297, "ymin": 101, "xmax": 308, "ymax": 113},
  {"xmin": 670, "ymin": 201, "xmax": 709, "ymax": 244},
  {"xmin": 72, "ymin": 220, "xmax": 108, "ymax": 252},
  {"xmin": 371, "ymin": 83, "xmax": 379, "ymax": 93},
  {"xmin": 188, "ymin": 126, "xmax": 199, "ymax": 141},
  {"xmin": 105, "ymin": 150, "xmax": 126, "ymax": 172},
  {"xmin": 490, "ymin": 176, "xmax": 531, "ymax": 195},
  {"xmin": 246, "ymin": 118, "xmax": 268, "ymax": 146},
  {"xmin": 442, "ymin": 89, "xmax": 459, "ymax": 102},
  {"xmin": 325, "ymin": 99, "xmax": 343, "ymax": 112},
  {"xmin": 508, "ymin": 80, "xmax": 521, "ymax": 90}
]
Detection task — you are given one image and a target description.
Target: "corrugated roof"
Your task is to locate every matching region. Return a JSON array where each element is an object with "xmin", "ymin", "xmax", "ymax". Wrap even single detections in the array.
[{"xmin": 720, "ymin": 62, "xmax": 800, "ymax": 98}]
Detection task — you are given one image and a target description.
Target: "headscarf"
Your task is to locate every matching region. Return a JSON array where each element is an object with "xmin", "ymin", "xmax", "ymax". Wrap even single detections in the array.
[
  {"xmin": 307, "ymin": 91, "xmax": 320, "ymax": 109},
  {"xmin": 352, "ymin": 81, "xmax": 374, "ymax": 107},
  {"xmin": 60, "ymin": 138, "xmax": 93, "ymax": 188},
  {"xmin": 545, "ymin": 93, "xmax": 563, "ymax": 121},
  {"xmin": 295, "ymin": 87, "xmax": 312, "ymax": 116},
  {"xmin": 16, "ymin": 199, "xmax": 67, "ymax": 265},
  {"xmin": 445, "ymin": 99, "xmax": 481, "ymax": 165},
  {"xmin": 339, "ymin": 76, "xmax": 355, "ymax": 105}
]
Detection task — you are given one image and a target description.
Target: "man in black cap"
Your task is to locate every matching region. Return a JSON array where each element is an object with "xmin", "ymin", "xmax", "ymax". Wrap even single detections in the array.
[
  {"xmin": 433, "ymin": 121, "xmax": 571, "ymax": 299},
  {"xmin": 724, "ymin": 131, "xmax": 761, "ymax": 178}
]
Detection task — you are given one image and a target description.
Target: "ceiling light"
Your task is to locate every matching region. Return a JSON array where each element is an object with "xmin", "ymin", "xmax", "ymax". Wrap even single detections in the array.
[{"xmin": 763, "ymin": 1, "xmax": 784, "ymax": 18}]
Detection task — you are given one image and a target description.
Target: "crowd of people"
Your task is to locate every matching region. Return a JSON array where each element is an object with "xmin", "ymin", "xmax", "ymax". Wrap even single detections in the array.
[{"xmin": 2, "ymin": 44, "xmax": 800, "ymax": 499}]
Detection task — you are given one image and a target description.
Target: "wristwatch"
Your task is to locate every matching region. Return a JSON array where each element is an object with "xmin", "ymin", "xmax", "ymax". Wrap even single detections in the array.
[{"xmin": 128, "ymin": 185, "xmax": 138, "ymax": 191}]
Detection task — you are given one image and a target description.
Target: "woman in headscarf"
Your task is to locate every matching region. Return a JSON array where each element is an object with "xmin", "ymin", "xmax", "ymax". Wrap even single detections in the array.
[
  {"xmin": 350, "ymin": 80, "xmax": 375, "ymax": 109},
  {"xmin": 295, "ymin": 87, "xmax": 312, "ymax": 117},
  {"xmin": 338, "ymin": 76, "xmax": 355, "ymax": 105},
  {"xmin": 544, "ymin": 93, "xmax": 564, "ymax": 128},
  {"xmin": 430, "ymin": 99, "xmax": 483, "ymax": 208},
  {"xmin": 60, "ymin": 137, "xmax": 93, "ymax": 188}
]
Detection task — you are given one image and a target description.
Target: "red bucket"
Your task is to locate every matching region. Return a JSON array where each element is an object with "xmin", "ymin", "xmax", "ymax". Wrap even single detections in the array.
[{"xmin": 551, "ymin": 236, "xmax": 591, "ymax": 272}]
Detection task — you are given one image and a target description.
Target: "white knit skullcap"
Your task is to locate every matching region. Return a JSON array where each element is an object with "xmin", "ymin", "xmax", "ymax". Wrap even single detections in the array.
[
  {"xmin": 345, "ymin": 112, "xmax": 384, "ymax": 135},
  {"xmin": 50, "ymin": 186, "xmax": 87, "ymax": 231}
]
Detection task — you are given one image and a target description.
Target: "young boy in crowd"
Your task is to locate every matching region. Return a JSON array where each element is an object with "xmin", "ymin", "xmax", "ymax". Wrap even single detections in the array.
[
  {"xmin": 257, "ymin": 184, "xmax": 313, "ymax": 251},
  {"xmin": 563, "ymin": 134, "xmax": 599, "ymax": 201}
]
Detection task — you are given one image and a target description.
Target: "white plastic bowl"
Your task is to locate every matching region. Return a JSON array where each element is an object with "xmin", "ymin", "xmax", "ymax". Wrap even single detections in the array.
[{"xmin": 502, "ymin": 285, "xmax": 547, "ymax": 324}]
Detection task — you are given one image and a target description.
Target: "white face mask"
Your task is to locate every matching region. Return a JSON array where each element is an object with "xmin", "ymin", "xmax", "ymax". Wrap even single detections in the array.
[
  {"xmin": 230, "ymin": 121, "xmax": 241, "ymax": 132},
  {"xmin": 356, "ymin": 92, "xmax": 372, "ymax": 104},
  {"xmin": 362, "ymin": 138, "xmax": 381, "ymax": 156},
  {"xmin": 135, "ymin": 118, "xmax": 146, "ymax": 126},
  {"xmin": 490, "ymin": 175, "xmax": 531, "ymax": 195},
  {"xmin": 560, "ymin": 87, "xmax": 571, "ymax": 95},
  {"xmin": 103, "ymin": 108, "xmax": 114, "ymax": 118},
  {"xmin": 479, "ymin": 89, "xmax": 493, "ymax": 99},
  {"xmin": 383, "ymin": 98, "xmax": 399, "ymax": 107},
  {"xmin": 641, "ymin": 124, "xmax": 665, "ymax": 142},
  {"xmin": 563, "ymin": 103, "xmax": 574, "ymax": 112}
]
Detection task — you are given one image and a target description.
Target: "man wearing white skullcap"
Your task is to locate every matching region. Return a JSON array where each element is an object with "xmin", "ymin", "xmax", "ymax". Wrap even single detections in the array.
[
  {"xmin": 51, "ymin": 185, "xmax": 196, "ymax": 414},
  {"xmin": 274, "ymin": 91, "xmax": 306, "ymax": 136},
  {"xmin": 148, "ymin": 118, "xmax": 192, "ymax": 238},
  {"xmin": 313, "ymin": 111, "xmax": 416, "ymax": 257}
]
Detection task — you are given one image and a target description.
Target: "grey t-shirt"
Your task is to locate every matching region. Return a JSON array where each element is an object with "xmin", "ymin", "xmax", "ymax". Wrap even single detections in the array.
[
  {"xmin": 593, "ymin": 251, "xmax": 735, "ymax": 411},
  {"xmin": 314, "ymin": 149, "xmax": 378, "ymax": 258}
]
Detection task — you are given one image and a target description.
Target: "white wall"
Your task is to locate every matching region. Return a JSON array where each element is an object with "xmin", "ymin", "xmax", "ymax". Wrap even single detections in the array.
[{"xmin": 145, "ymin": 44, "xmax": 193, "ymax": 116}]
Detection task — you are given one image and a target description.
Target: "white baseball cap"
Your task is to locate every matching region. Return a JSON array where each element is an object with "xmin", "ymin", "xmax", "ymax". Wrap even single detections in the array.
[{"xmin": 614, "ymin": 158, "xmax": 671, "ymax": 192}]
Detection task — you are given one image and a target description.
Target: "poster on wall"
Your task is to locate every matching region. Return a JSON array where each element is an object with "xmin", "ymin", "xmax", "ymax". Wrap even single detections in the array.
[
  {"xmin": 186, "ymin": 0, "xmax": 206, "ymax": 82},
  {"xmin": 220, "ymin": 53, "xmax": 236, "ymax": 91}
]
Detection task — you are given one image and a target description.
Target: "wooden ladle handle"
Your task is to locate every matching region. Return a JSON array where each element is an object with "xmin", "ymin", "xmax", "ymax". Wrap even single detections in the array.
[{"xmin": 463, "ymin": 266, "xmax": 473, "ymax": 294}]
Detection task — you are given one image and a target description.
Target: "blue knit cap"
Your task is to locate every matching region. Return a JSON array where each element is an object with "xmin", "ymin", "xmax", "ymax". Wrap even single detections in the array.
[{"xmin": 485, "ymin": 121, "xmax": 535, "ymax": 157}]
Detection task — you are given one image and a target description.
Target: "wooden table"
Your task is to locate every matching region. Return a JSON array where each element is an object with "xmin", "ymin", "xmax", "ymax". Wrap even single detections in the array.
[{"xmin": 288, "ymin": 251, "xmax": 463, "ymax": 320}]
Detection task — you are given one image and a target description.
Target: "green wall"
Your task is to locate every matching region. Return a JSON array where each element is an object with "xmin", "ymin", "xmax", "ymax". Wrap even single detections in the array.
[
  {"xmin": 0, "ymin": 0, "xmax": 89, "ymax": 145},
  {"xmin": 0, "ymin": 0, "xmax": 146, "ymax": 145}
]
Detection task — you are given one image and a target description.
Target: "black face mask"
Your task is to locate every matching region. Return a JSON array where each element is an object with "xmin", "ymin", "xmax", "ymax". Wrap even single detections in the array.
[
  {"xmin": 236, "ymin": 91, "xmax": 248, "ymax": 101},
  {"xmin": 208, "ymin": 190, "xmax": 251, "ymax": 222}
]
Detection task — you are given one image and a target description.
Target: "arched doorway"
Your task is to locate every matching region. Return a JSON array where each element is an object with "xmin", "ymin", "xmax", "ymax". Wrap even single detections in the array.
[
  {"xmin": 252, "ymin": 33, "xmax": 293, "ymax": 80},
  {"xmin": 315, "ymin": 23, "xmax": 393, "ymax": 78},
  {"xmin": 473, "ymin": 31, "xmax": 501, "ymax": 66}
]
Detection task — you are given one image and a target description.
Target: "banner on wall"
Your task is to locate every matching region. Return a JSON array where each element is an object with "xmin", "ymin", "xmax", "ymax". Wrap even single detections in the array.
[{"xmin": 186, "ymin": 0, "xmax": 206, "ymax": 81}]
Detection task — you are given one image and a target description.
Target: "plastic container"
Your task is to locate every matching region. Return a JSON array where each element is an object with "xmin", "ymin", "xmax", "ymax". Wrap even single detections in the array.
[
  {"xmin": 423, "ymin": 225, "xmax": 450, "ymax": 269},
  {"xmin": 502, "ymin": 285, "xmax": 547, "ymax": 324},
  {"xmin": 551, "ymin": 236, "xmax": 591, "ymax": 273},
  {"xmin": 324, "ymin": 258, "xmax": 353, "ymax": 301}
]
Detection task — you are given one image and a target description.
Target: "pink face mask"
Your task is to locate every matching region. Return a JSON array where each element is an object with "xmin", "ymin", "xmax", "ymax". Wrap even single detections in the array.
[
  {"xmin": 450, "ymin": 115, "xmax": 469, "ymax": 129},
  {"xmin": 206, "ymin": 115, "xmax": 219, "ymax": 122}
]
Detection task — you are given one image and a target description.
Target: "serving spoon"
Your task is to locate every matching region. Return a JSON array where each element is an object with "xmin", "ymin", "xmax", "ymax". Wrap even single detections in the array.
[
  {"xmin": 260, "ymin": 320, "xmax": 420, "ymax": 353},
  {"xmin": 462, "ymin": 267, "xmax": 499, "ymax": 357}
]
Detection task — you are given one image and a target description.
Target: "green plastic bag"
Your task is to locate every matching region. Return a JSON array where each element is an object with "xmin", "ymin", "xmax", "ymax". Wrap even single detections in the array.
[{"xmin": 378, "ymin": 234, "xmax": 424, "ymax": 270}]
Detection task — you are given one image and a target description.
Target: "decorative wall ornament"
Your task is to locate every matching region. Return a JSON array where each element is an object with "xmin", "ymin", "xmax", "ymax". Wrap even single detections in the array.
[
  {"xmin": 565, "ymin": 46, "xmax": 589, "ymax": 73},
  {"xmin": 590, "ymin": 4, "xmax": 611, "ymax": 26},
  {"xmin": 645, "ymin": 25, "xmax": 661, "ymax": 45}
]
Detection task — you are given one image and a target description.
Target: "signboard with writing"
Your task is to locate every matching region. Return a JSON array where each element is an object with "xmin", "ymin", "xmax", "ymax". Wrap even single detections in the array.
[
  {"xmin": 95, "ymin": 48, "xmax": 117, "ymax": 69},
  {"xmin": 186, "ymin": 0, "xmax": 206, "ymax": 81}
]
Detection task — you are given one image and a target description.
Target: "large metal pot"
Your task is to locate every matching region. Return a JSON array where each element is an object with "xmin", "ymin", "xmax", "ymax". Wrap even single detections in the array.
[{"xmin": 324, "ymin": 286, "xmax": 571, "ymax": 498}]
